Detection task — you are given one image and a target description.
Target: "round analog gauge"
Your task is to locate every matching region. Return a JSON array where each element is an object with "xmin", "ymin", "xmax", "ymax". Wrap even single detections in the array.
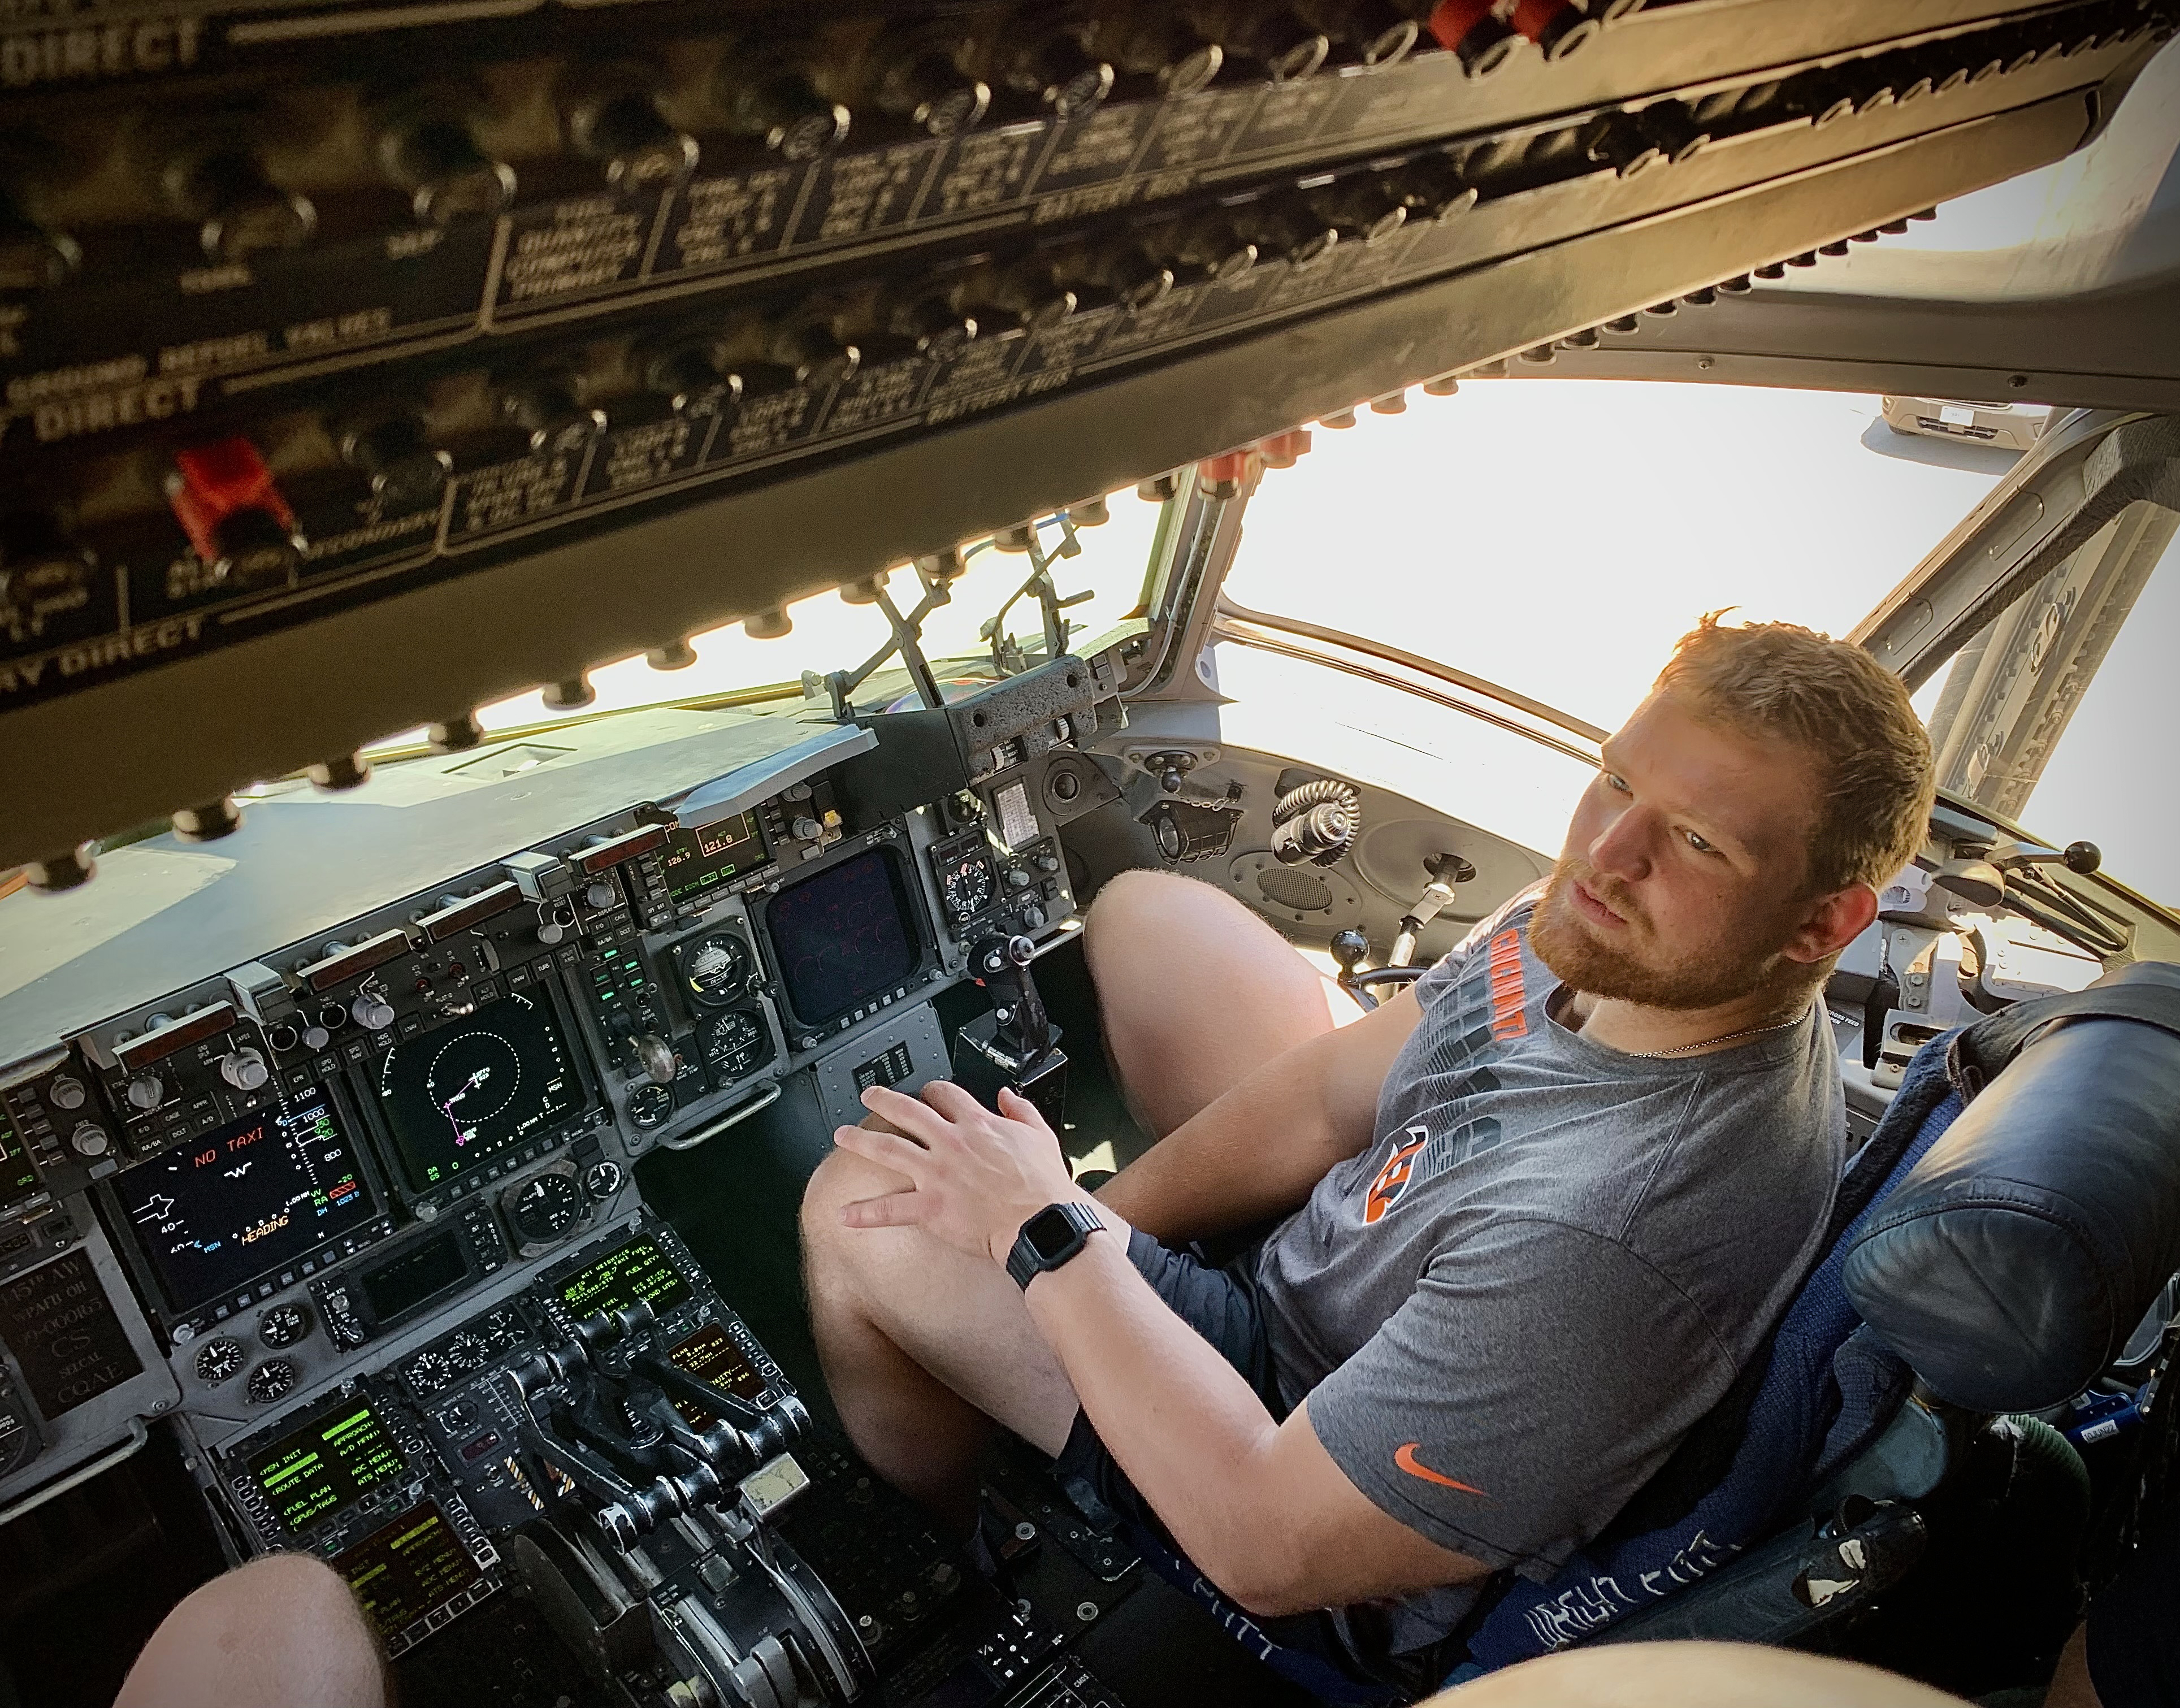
[
  {"xmin": 445, "ymin": 1330, "xmax": 489, "ymax": 1373},
  {"xmin": 193, "ymin": 1337, "xmax": 244, "ymax": 1384},
  {"xmin": 628, "ymin": 1082, "xmax": 673, "ymax": 1130},
  {"xmin": 507, "ymin": 1172, "xmax": 582, "ymax": 1244},
  {"xmin": 679, "ymin": 931, "xmax": 754, "ymax": 1008},
  {"xmin": 937, "ymin": 850, "xmax": 996, "ymax": 921},
  {"xmin": 698, "ymin": 1008, "xmax": 772, "ymax": 1083},
  {"xmin": 439, "ymin": 1398, "xmax": 481, "ymax": 1436},
  {"xmin": 245, "ymin": 1359, "xmax": 297, "ymax": 1406},
  {"xmin": 583, "ymin": 1159, "xmax": 624, "ymax": 1202},
  {"xmin": 257, "ymin": 1302, "xmax": 311, "ymax": 1349},
  {"xmin": 408, "ymin": 1349, "xmax": 453, "ymax": 1393}
]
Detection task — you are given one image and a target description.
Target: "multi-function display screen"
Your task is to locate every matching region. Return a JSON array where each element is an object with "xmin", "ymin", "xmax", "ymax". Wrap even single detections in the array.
[
  {"xmin": 660, "ymin": 809, "xmax": 771, "ymax": 906},
  {"xmin": 558, "ymin": 1236, "xmax": 691, "ymax": 1321},
  {"xmin": 376, "ymin": 994, "xmax": 586, "ymax": 1191},
  {"xmin": 245, "ymin": 1397, "xmax": 408, "ymax": 1533},
  {"xmin": 763, "ymin": 847, "xmax": 921, "ymax": 1028},
  {"xmin": 115, "ymin": 1087, "xmax": 378, "ymax": 1316},
  {"xmin": 332, "ymin": 1502, "xmax": 482, "ymax": 1641},
  {"xmin": 664, "ymin": 1322, "xmax": 768, "ymax": 1430}
]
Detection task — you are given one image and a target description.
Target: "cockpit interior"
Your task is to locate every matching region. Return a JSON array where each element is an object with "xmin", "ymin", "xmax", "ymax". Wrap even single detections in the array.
[{"xmin": 3, "ymin": 3, "xmax": 2179, "ymax": 1706}]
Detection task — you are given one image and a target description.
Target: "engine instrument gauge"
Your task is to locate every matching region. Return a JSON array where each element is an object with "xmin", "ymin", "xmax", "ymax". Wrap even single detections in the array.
[
  {"xmin": 583, "ymin": 1160, "xmax": 623, "ymax": 1202},
  {"xmin": 697, "ymin": 1008, "xmax": 772, "ymax": 1083},
  {"xmin": 507, "ymin": 1172, "xmax": 582, "ymax": 1245},
  {"xmin": 936, "ymin": 848, "xmax": 996, "ymax": 921},
  {"xmin": 678, "ymin": 931, "xmax": 755, "ymax": 1008},
  {"xmin": 628, "ymin": 1083, "xmax": 673, "ymax": 1130},
  {"xmin": 407, "ymin": 1350, "xmax": 452, "ymax": 1393},
  {"xmin": 246, "ymin": 1359, "xmax": 298, "ymax": 1406},
  {"xmin": 444, "ymin": 1331, "xmax": 488, "ymax": 1373},
  {"xmin": 258, "ymin": 1302, "xmax": 311, "ymax": 1349},
  {"xmin": 194, "ymin": 1337, "xmax": 244, "ymax": 1384}
]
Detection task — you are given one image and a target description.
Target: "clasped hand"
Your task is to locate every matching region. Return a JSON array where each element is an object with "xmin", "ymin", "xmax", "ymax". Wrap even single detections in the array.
[{"xmin": 833, "ymin": 1080, "xmax": 1092, "ymax": 1267}]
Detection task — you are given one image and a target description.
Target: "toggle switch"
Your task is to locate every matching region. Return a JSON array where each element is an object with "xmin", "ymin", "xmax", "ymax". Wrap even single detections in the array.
[{"xmin": 166, "ymin": 437, "xmax": 305, "ymax": 584}]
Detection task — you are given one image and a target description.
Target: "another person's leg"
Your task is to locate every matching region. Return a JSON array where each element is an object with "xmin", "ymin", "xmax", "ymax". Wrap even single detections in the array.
[
  {"xmin": 1432, "ymin": 1642, "xmax": 1966, "ymax": 1708},
  {"xmin": 1084, "ymin": 869, "xmax": 1357, "ymax": 1141},
  {"xmin": 115, "ymin": 1553, "xmax": 385, "ymax": 1708}
]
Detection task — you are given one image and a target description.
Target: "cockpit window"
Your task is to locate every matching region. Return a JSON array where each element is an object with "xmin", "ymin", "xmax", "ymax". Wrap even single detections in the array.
[
  {"xmin": 362, "ymin": 484, "xmax": 1167, "ymax": 757},
  {"xmin": 1220, "ymin": 380, "xmax": 2014, "ymax": 734}
]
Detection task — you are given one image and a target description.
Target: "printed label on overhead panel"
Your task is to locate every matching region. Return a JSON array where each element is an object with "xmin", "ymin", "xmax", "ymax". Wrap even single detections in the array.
[
  {"xmin": 1033, "ymin": 102, "xmax": 1157, "ymax": 192},
  {"xmin": 582, "ymin": 414, "xmax": 716, "ymax": 497},
  {"xmin": 1190, "ymin": 263, "xmax": 1284, "ymax": 331},
  {"xmin": 822, "ymin": 353, "xmax": 934, "ymax": 433},
  {"xmin": 793, "ymin": 140, "xmax": 944, "ymax": 245},
  {"xmin": 662, "ymin": 164, "xmax": 804, "ymax": 273},
  {"xmin": 927, "ymin": 122, "xmax": 1046, "ymax": 219},
  {"xmin": 1016, "ymin": 306, "xmax": 1117, "ymax": 379},
  {"xmin": 450, "ymin": 449, "xmax": 586, "ymax": 536},
  {"xmin": 1098, "ymin": 283, "xmax": 1206, "ymax": 356},
  {"xmin": 1325, "ymin": 54, "xmax": 1463, "ymax": 143},
  {"xmin": 1, "ymin": 224, "xmax": 486, "ymax": 440},
  {"xmin": 717, "ymin": 385, "xmax": 823, "ymax": 460},
  {"xmin": 496, "ymin": 192, "xmax": 661, "ymax": 313},
  {"xmin": 1233, "ymin": 76, "xmax": 1342, "ymax": 157},
  {"xmin": 922, "ymin": 329, "xmax": 1028, "ymax": 420},
  {"xmin": 1137, "ymin": 85, "xmax": 1260, "ymax": 173}
]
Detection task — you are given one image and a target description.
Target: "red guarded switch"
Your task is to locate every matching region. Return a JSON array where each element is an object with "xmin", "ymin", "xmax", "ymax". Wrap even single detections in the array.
[{"xmin": 166, "ymin": 436, "xmax": 304, "ymax": 578}]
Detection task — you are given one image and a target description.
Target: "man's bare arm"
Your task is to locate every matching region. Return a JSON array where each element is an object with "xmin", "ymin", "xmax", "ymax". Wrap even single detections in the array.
[{"xmin": 1094, "ymin": 985, "xmax": 1421, "ymax": 1244}]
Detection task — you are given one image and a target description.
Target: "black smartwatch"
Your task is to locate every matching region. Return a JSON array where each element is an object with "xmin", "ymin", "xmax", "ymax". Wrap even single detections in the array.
[{"xmin": 1006, "ymin": 1202, "xmax": 1105, "ymax": 1290}]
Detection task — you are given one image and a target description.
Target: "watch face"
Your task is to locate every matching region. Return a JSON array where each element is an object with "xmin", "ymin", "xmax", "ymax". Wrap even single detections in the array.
[{"xmin": 1025, "ymin": 1207, "xmax": 1081, "ymax": 1262}]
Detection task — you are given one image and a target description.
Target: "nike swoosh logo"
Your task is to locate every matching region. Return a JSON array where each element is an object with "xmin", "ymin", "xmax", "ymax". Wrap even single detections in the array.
[{"xmin": 1394, "ymin": 1442, "xmax": 1485, "ymax": 1496}]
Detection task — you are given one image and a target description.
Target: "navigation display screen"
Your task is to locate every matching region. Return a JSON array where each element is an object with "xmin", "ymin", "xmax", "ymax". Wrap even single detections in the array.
[
  {"xmin": 115, "ymin": 1087, "xmax": 378, "ymax": 1316},
  {"xmin": 559, "ymin": 1236, "xmax": 691, "ymax": 1321},
  {"xmin": 376, "ymin": 994, "xmax": 586, "ymax": 1191},
  {"xmin": 245, "ymin": 1396, "xmax": 408, "ymax": 1533},
  {"xmin": 661, "ymin": 809, "xmax": 771, "ymax": 906},
  {"xmin": 332, "ymin": 1502, "xmax": 482, "ymax": 1641},
  {"xmin": 764, "ymin": 847, "xmax": 921, "ymax": 1028},
  {"xmin": 0, "ymin": 1113, "xmax": 40, "ymax": 1213}
]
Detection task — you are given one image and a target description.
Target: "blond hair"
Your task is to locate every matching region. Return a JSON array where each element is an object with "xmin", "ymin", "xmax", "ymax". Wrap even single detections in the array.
[{"xmin": 1655, "ymin": 615, "xmax": 1935, "ymax": 895}]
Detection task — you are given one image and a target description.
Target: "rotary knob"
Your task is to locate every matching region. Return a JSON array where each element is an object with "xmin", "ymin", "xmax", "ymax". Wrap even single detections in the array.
[
  {"xmin": 792, "ymin": 816, "xmax": 822, "ymax": 842},
  {"xmin": 70, "ymin": 1121, "xmax": 109, "ymax": 1158},
  {"xmin": 219, "ymin": 1047, "xmax": 270, "ymax": 1091},
  {"xmin": 46, "ymin": 1076, "xmax": 85, "ymax": 1111},
  {"xmin": 585, "ymin": 880, "xmax": 618, "ymax": 911},
  {"xmin": 125, "ymin": 1073, "xmax": 164, "ymax": 1112},
  {"xmin": 351, "ymin": 991, "xmax": 396, "ymax": 1031}
]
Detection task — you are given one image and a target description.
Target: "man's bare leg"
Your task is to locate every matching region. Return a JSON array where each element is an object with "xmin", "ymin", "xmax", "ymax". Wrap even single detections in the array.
[
  {"xmin": 1084, "ymin": 868, "xmax": 1359, "ymax": 1140},
  {"xmin": 115, "ymin": 1553, "xmax": 385, "ymax": 1708},
  {"xmin": 802, "ymin": 1143, "xmax": 1084, "ymax": 1532},
  {"xmin": 802, "ymin": 869, "xmax": 1349, "ymax": 1528}
]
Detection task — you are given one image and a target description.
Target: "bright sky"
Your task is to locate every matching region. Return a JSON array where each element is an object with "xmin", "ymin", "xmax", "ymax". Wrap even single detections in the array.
[{"xmin": 1223, "ymin": 382, "xmax": 2005, "ymax": 733}]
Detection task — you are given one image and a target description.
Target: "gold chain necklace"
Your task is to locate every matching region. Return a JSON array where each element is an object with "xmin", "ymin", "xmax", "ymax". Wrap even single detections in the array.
[{"xmin": 1624, "ymin": 1007, "xmax": 1810, "ymax": 1059}]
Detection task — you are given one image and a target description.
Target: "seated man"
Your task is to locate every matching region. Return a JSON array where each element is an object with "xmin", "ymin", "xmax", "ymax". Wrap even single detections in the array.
[{"xmin": 800, "ymin": 617, "xmax": 1935, "ymax": 1693}]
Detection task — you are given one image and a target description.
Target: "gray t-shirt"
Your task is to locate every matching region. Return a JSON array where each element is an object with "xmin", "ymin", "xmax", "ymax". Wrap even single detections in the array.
[{"xmin": 1254, "ymin": 888, "xmax": 1844, "ymax": 1659}]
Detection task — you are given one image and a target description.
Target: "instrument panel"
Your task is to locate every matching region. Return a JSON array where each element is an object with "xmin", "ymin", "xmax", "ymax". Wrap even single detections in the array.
[{"xmin": 0, "ymin": 654, "xmax": 1109, "ymax": 1514}]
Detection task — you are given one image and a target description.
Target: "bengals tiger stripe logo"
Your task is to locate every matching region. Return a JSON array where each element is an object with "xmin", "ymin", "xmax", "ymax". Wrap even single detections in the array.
[{"xmin": 1363, "ymin": 1128, "xmax": 1429, "ymax": 1223}]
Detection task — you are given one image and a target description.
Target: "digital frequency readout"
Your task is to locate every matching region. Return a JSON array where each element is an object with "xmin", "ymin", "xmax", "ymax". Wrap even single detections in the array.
[
  {"xmin": 246, "ymin": 1399, "xmax": 408, "ymax": 1533},
  {"xmin": 116, "ymin": 1087, "xmax": 377, "ymax": 1316},
  {"xmin": 332, "ymin": 1502, "xmax": 481, "ymax": 1642},
  {"xmin": 660, "ymin": 809, "xmax": 770, "ymax": 905},
  {"xmin": 559, "ymin": 1237, "xmax": 691, "ymax": 1321}
]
